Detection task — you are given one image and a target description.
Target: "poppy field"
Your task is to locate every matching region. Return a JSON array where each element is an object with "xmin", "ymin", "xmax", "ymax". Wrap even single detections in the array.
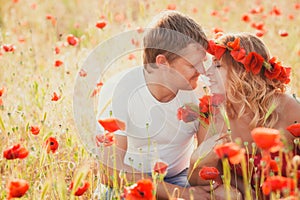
[{"xmin": 1, "ymin": 0, "xmax": 300, "ymax": 199}]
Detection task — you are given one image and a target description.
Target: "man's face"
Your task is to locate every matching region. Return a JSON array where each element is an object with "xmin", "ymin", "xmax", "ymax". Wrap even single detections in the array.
[{"xmin": 168, "ymin": 43, "xmax": 207, "ymax": 90}]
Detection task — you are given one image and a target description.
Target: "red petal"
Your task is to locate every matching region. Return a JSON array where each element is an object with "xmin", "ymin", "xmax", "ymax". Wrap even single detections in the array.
[
  {"xmin": 251, "ymin": 127, "xmax": 281, "ymax": 150},
  {"xmin": 153, "ymin": 161, "xmax": 168, "ymax": 174},
  {"xmin": 286, "ymin": 123, "xmax": 300, "ymax": 137},
  {"xmin": 98, "ymin": 118, "xmax": 126, "ymax": 132}
]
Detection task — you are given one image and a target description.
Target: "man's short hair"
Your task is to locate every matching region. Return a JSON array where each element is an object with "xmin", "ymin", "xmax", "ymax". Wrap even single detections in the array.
[{"xmin": 143, "ymin": 11, "xmax": 208, "ymax": 70}]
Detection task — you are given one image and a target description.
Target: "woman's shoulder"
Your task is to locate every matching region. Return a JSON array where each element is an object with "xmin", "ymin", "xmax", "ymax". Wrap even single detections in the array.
[
  {"xmin": 277, "ymin": 93, "xmax": 300, "ymax": 123},
  {"xmin": 278, "ymin": 93, "xmax": 300, "ymax": 109}
]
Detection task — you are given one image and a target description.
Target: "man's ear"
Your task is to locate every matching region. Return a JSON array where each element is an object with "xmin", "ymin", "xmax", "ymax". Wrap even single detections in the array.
[{"xmin": 155, "ymin": 54, "xmax": 169, "ymax": 67}]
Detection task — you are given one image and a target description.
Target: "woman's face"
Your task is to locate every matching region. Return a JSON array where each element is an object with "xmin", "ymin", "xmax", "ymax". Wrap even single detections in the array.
[{"xmin": 205, "ymin": 56, "xmax": 227, "ymax": 95}]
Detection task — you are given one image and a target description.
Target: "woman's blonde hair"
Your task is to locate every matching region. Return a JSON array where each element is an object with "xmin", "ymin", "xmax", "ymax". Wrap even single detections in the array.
[{"xmin": 219, "ymin": 33, "xmax": 286, "ymax": 129}]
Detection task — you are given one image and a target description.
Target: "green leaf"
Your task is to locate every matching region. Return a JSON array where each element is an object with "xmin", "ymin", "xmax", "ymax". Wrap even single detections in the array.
[
  {"xmin": 0, "ymin": 115, "xmax": 5, "ymax": 130},
  {"xmin": 263, "ymin": 103, "xmax": 277, "ymax": 125},
  {"xmin": 184, "ymin": 102, "xmax": 199, "ymax": 113}
]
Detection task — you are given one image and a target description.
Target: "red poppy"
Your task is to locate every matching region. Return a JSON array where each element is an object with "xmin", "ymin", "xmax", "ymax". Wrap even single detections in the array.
[
  {"xmin": 131, "ymin": 39, "xmax": 140, "ymax": 47},
  {"xmin": 214, "ymin": 142, "xmax": 245, "ymax": 164},
  {"xmin": 69, "ymin": 181, "xmax": 90, "ymax": 196},
  {"xmin": 30, "ymin": 125, "xmax": 40, "ymax": 135},
  {"xmin": 241, "ymin": 14, "xmax": 251, "ymax": 23},
  {"xmin": 270, "ymin": 6, "xmax": 282, "ymax": 16},
  {"xmin": 2, "ymin": 44, "xmax": 16, "ymax": 52},
  {"xmin": 18, "ymin": 36, "xmax": 26, "ymax": 43},
  {"xmin": 251, "ymin": 127, "xmax": 281, "ymax": 152},
  {"xmin": 167, "ymin": 4, "xmax": 176, "ymax": 10},
  {"xmin": 67, "ymin": 34, "xmax": 79, "ymax": 46},
  {"xmin": 255, "ymin": 30, "xmax": 266, "ymax": 37},
  {"xmin": 277, "ymin": 67, "xmax": 291, "ymax": 84},
  {"xmin": 124, "ymin": 179, "xmax": 155, "ymax": 200},
  {"xmin": 3, "ymin": 144, "xmax": 29, "ymax": 160},
  {"xmin": 54, "ymin": 60, "xmax": 63, "ymax": 67},
  {"xmin": 286, "ymin": 122, "xmax": 300, "ymax": 137},
  {"xmin": 198, "ymin": 95, "xmax": 213, "ymax": 124},
  {"xmin": 199, "ymin": 166, "xmax": 220, "ymax": 180},
  {"xmin": 262, "ymin": 176, "xmax": 295, "ymax": 195},
  {"xmin": 210, "ymin": 10, "xmax": 219, "ymax": 17},
  {"xmin": 79, "ymin": 69, "xmax": 87, "ymax": 77},
  {"xmin": 212, "ymin": 27, "xmax": 223, "ymax": 34},
  {"xmin": 45, "ymin": 137, "xmax": 59, "ymax": 153},
  {"xmin": 51, "ymin": 92, "xmax": 60, "ymax": 101},
  {"xmin": 96, "ymin": 20, "xmax": 107, "ymax": 29},
  {"xmin": 153, "ymin": 161, "xmax": 168, "ymax": 174},
  {"xmin": 95, "ymin": 132, "xmax": 115, "ymax": 147},
  {"xmin": 199, "ymin": 95, "xmax": 211, "ymax": 113},
  {"xmin": 192, "ymin": 7, "xmax": 198, "ymax": 14},
  {"xmin": 6, "ymin": 179, "xmax": 29, "ymax": 199},
  {"xmin": 177, "ymin": 105, "xmax": 199, "ymax": 123},
  {"xmin": 269, "ymin": 160, "xmax": 279, "ymax": 173},
  {"xmin": 128, "ymin": 54, "xmax": 136, "ymax": 60},
  {"xmin": 136, "ymin": 27, "xmax": 144, "ymax": 34},
  {"xmin": 206, "ymin": 40, "xmax": 227, "ymax": 60},
  {"xmin": 0, "ymin": 87, "xmax": 4, "ymax": 97},
  {"xmin": 198, "ymin": 94, "xmax": 223, "ymax": 125},
  {"xmin": 55, "ymin": 46, "xmax": 60, "ymax": 54},
  {"xmin": 45, "ymin": 13, "xmax": 56, "ymax": 25},
  {"xmin": 251, "ymin": 21, "xmax": 265, "ymax": 31},
  {"xmin": 46, "ymin": 14, "xmax": 54, "ymax": 20},
  {"xmin": 0, "ymin": 98, "xmax": 3, "ymax": 106},
  {"xmin": 231, "ymin": 48, "xmax": 246, "ymax": 63},
  {"xmin": 243, "ymin": 52, "xmax": 264, "ymax": 75},
  {"xmin": 250, "ymin": 5, "xmax": 264, "ymax": 14},
  {"xmin": 90, "ymin": 82, "xmax": 103, "ymax": 97},
  {"xmin": 226, "ymin": 37, "xmax": 246, "ymax": 63},
  {"xmin": 279, "ymin": 30, "xmax": 288, "ymax": 37},
  {"xmin": 264, "ymin": 57, "xmax": 282, "ymax": 80},
  {"xmin": 227, "ymin": 38, "xmax": 240, "ymax": 51},
  {"xmin": 98, "ymin": 118, "xmax": 126, "ymax": 132}
]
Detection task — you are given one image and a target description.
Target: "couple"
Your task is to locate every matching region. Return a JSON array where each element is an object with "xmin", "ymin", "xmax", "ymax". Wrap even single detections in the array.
[{"xmin": 95, "ymin": 10, "xmax": 300, "ymax": 200}]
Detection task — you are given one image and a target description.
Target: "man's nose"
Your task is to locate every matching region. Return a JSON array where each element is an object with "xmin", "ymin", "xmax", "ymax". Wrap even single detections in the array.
[{"xmin": 195, "ymin": 62, "xmax": 205, "ymax": 74}]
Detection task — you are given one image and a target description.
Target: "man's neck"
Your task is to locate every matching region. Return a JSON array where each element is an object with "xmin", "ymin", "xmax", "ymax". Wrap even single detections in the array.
[{"xmin": 143, "ymin": 68, "xmax": 178, "ymax": 103}]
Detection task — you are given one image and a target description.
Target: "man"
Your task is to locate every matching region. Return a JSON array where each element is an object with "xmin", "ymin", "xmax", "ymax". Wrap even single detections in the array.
[{"xmin": 96, "ymin": 10, "xmax": 224, "ymax": 199}]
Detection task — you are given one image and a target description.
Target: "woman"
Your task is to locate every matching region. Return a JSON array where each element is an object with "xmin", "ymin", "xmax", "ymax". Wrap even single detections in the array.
[{"xmin": 188, "ymin": 32, "xmax": 300, "ymax": 199}]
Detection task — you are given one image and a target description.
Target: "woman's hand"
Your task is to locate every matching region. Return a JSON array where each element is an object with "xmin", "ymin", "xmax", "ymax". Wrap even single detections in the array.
[{"xmin": 189, "ymin": 133, "xmax": 223, "ymax": 186}]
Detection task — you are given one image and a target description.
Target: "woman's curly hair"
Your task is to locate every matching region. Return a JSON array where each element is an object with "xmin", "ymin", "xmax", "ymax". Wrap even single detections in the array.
[{"xmin": 219, "ymin": 33, "xmax": 286, "ymax": 129}]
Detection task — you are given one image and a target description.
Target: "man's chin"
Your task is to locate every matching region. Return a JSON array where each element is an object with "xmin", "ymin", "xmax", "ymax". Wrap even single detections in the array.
[{"xmin": 184, "ymin": 83, "xmax": 197, "ymax": 90}]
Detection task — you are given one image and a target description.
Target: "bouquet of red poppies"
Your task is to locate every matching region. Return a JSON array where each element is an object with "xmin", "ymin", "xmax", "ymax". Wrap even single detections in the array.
[{"xmin": 177, "ymin": 93, "xmax": 225, "ymax": 126}]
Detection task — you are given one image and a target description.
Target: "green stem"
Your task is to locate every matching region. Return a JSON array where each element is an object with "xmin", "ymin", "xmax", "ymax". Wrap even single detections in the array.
[
  {"xmin": 112, "ymin": 143, "xmax": 120, "ymax": 199},
  {"xmin": 210, "ymin": 180, "xmax": 215, "ymax": 200},
  {"xmin": 241, "ymin": 156, "xmax": 252, "ymax": 200},
  {"xmin": 222, "ymin": 158, "xmax": 231, "ymax": 200}
]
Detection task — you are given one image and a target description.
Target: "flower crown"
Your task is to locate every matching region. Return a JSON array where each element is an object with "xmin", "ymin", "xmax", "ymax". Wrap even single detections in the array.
[{"xmin": 206, "ymin": 38, "xmax": 291, "ymax": 84}]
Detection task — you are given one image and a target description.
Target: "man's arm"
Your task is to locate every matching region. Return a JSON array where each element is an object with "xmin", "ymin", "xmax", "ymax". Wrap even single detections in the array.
[{"xmin": 188, "ymin": 132, "xmax": 221, "ymax": 186}]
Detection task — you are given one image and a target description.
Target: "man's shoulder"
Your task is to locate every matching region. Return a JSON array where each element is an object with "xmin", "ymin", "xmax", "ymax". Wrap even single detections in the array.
[
  {"xmin": 98, "ymin": 66, "xmax": 145, "ymax": 104},
  {"xmin": 97, "ymin": 66, "xmax": 145, "ymax": 118}
]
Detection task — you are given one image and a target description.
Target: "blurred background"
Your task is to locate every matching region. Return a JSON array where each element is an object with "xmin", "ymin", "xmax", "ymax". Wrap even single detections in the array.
[{"xmin": 0, "ymin": 0, "xmax": 299, "ymax": 199}]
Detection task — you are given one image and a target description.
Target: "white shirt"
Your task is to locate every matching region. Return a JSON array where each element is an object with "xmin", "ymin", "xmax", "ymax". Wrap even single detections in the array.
[{"xmin": 96, "ymin": 66, "xmax": 202, "ymax": 177}]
